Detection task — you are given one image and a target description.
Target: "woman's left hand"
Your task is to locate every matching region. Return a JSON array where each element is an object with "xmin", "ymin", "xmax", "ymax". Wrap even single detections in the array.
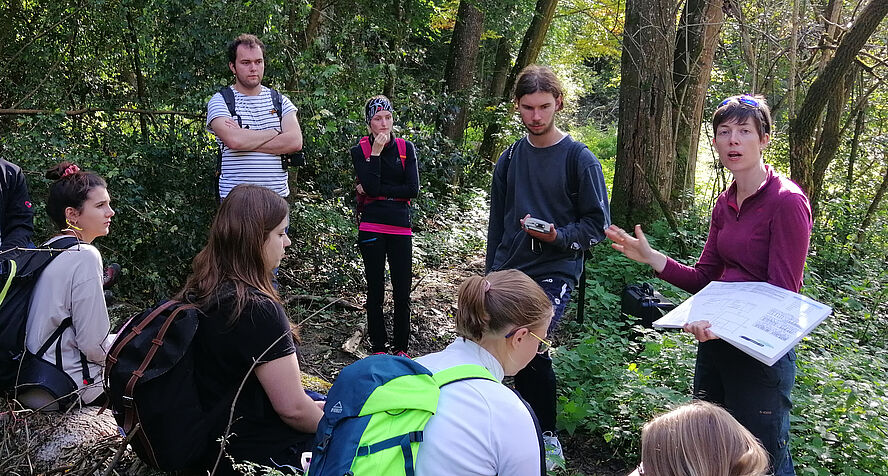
[
  {"xmin": 683, "ymin": 320, "xmax": 719, "ymax": 342},
  {"xmin": 356, "ymin": 183, "xmax": 365, "ymax": 195}
]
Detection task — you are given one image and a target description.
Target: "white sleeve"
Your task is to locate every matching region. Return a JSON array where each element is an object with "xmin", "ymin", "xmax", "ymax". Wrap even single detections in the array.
[
  {"xmin": 69, "ymin": 247, "xmax": 111, "ymax": 364},
  {"xmin": 206, "ymin": 91, "xmax": 231, "ymax": 133},
  {"xmin": 491, "ymin": 396, "xmax": 543, "ymax": 476},
  {"xmin": 281, "ymin": 93, "xmax": 297, "ymax": 117}
]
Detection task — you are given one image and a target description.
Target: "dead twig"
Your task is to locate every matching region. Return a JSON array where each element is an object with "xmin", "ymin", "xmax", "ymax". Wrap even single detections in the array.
[{"xmin": 286, "ymin": 294, "xmax": 362, "ymax": 312}]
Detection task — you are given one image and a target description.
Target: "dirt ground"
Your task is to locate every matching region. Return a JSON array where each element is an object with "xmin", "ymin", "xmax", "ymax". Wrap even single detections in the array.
[{"xmin": 288, "ymin": 248, "xmax": 629, "ymax": 476}]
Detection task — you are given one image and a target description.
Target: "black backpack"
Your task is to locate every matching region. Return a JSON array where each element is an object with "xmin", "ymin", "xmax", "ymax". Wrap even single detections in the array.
[
  {"xmin": 104, "ymin": 299, "xmax": 227, "ymax": 471},
  {"xmin": 0, "ymin": 237, "xmax": 79, "ymax": 391}
]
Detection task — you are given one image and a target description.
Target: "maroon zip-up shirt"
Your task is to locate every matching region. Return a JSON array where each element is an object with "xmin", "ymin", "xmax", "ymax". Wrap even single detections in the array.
[{"xmin": 659, "ymin": 165, "xmax": 812, "ymax": 293}]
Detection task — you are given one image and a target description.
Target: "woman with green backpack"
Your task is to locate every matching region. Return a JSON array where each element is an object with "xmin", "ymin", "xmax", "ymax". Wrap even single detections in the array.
[{"xmin": 413, "ymin": 269, "xmax": 552, "ymax": 476}]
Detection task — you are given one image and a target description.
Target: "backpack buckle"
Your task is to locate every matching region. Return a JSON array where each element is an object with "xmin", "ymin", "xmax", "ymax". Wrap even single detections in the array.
[{"xmin": 121, "ymin": 395, "xmax": 134, "ymax": 408}]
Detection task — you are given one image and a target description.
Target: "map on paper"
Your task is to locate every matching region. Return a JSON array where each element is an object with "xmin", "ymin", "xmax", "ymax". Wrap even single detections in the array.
[{"xmin": 653, "ymin": 281, "xmax": 832, "ymax": 366}]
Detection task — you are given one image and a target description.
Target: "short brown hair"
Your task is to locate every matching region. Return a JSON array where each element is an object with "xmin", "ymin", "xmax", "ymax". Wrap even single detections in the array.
[
  {"xmin": 513, "ymin": 65, "xmax": 564, "ymax": 103},
  {"xmin": 712, "ymin": 94, "xmax": 772, "ymax": 139},
  {"xmin": 227, "ymin": 33, "xmax": 266, "ymax": 64},
  {"xmin": 455, "ymin": 269, "xmax": 552, "ymax": 341},
  {"xmin": 641, "ymin": 401, "xmax": 769, "ymax": 476}
]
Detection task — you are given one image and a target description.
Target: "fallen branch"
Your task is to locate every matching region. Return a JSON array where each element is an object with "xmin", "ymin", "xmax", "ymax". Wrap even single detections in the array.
[
  {"xmin": 0, "ymin": 108, "xmax": 203, "ymax": 118},
  {"xmin": 286, "ymin": 294, "xmax": 362, "ymax": 312}
]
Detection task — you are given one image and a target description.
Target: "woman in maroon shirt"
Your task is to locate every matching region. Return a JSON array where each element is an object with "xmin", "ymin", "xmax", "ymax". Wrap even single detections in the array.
[{"xmin": 606, "ymin": 94, "xmax": 811, "ymax": 476}]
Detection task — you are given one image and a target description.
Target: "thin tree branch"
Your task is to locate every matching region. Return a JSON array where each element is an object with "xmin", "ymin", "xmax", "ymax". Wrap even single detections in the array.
[{"xmin": 0, "ymin": 108, "xmax": 203, "ymax": 118}]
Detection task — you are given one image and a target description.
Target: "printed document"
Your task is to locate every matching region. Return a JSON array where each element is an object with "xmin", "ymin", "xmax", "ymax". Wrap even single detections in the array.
[{"xmin": 653, "ymin": 281, "xmax": 831, "ymax": 366}]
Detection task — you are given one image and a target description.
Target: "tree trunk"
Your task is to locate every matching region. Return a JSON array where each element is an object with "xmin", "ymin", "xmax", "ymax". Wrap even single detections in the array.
[
  {"xmin": 818, "ymin": 0, "xmax": 843, "ymax": 72},
  {"xmin": 789, "ymin": 0, "xmax": 888, "ymax": 197},
  {"xmin": 671, "ymin": 0, "xmax": 724, "ymax": 209},
  {"xmin": 611, "ymin": 0, "xmax": 677, "ymax": 227},
  {"xmin": 809, "ymin": 70, "xmax": 853, "ymax": 215},
  {"xmin": 477, "ymin": 0, "xmax": 559, "ymax": 164},
  {"xmin": 487, "ymin": 36, "xmax": 511, "ymax": 100},
  {"xmin": 724, "ymin": 0, "xmax": 757, "ymax": 91},
  {"xmin": 854, "ymin": 165, "xmax": 888, "ymax": 247},
  {"xmin": 845, "ymin": 105, "xmax": 866, "ymax": 197},
  {"xmin": 304, "ymin": 0, "xmax": 324, "ymax": 48},
  {"xmin": 125, "ymin": 10, "xmax": 149, "ymax": 142},
  {"xmin": 440, "ymin": 0, "xmax": 484, "ymax": 144},
  {"xmin": 787, "ymin": 0, "xmax": 800, "ymax": 116},
  {"xmin": 384, "ymin": 0, "xmax": 407, "ymax": 97}
]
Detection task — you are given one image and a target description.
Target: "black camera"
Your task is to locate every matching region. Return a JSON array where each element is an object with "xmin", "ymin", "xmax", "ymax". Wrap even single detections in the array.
[
  {"xmin": 621, "ymin": 283, "xmax": 676, "ymax": 328},
  {"xmin": 281, "ymin": 151, "xmax": 305, "ymax": 168}
]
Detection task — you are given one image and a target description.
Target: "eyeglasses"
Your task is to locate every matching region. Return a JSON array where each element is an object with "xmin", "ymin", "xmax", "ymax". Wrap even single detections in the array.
[
  {"xmin": 504, "ymin": 327, "xmax": 553, "ymax": 354},
  {"xmin": 719, "ymin": 94, "xmax": 760, "ymax": 108}
]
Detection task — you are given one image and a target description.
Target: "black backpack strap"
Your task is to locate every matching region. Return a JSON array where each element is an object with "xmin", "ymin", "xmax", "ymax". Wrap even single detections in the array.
[
  {"xmin": 79, "ymin": 351, "xmax": 92, "ymax": 385},
  {"xmin": 35, "ymin": 316, "xmax": 73, "ymax": 363},
  {"xmin": 269, "ymin": 88, "xmax": 283, "ymax": 122},
  {"xmin": 219, "ymin": 86, "xmax": 239, "ymax": 126},
  {"xmin": 511, "ymin": 388, "xmax": 547, "ymax": 476},
  {"xmin": 565, "ymin": 139, "xmax": 588, "ymax": 211}
]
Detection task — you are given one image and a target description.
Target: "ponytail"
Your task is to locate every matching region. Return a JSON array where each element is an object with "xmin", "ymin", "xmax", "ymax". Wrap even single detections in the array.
[{"xmin": 454, "ymin": 269, "xmax": 552, "ymax": 341}]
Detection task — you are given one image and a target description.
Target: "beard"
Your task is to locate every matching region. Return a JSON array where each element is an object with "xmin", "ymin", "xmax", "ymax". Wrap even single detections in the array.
[{"xmin": 523, "ymin": 119, "xmax": 554, "ymax": 136}]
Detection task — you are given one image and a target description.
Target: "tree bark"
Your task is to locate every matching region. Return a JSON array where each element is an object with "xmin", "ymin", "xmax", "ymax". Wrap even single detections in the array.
[
  {"xmin": 854, "ymin": 165, "xmax": 888, "ymax": 247},
  {"xmin": 724, "ymin": 0, "xmax": 757, "ymax": 91},
  {"xmin": 477, "ymin": 0, "xmax": 559, "ymax": 164},
  {"xmin": 844, "ymin": 104, "xmax": 866, "ymax": 197},
  {"xmin": 789, "ymin": 0, "xmax": 888, "ymax": 197},
  {"xmin": 304, "ymin": 0, "xmax": 324, "ymax": 48},
  {"xmin": 440, "ymin": 0, "xmax": 484, "ymax": 144},
  {"xmin": 125, "ymin": 10, "xmax": 149, "ymax": 142},
  {"xmin": 486, "ymin": 35, "xmax": 512, "ymax": 100},
  {"xmin": 611, "ymin": 0, "xmax": 677, "ymax": 227},
  {"xmin": 671, "ymin": 0, "xmax": 724, "ymax": 209},
  {"xmin": 809, "ymin": 70, "xmax": 853, "ymax": 214}
]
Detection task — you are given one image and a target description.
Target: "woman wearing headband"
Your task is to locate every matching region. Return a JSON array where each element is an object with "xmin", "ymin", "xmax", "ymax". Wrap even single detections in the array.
[
  {"xmin": 351, "ymin": 95, "xmax": 419, "ymax": 356},
  {"xmin": 20, "ymin": 162, "xmax": 114, "ymax": 409},
  {"xmin": 606, "ymin": 94, "xmax": 811, "ymax": 476},
  {"xmin": 414, "ymin": 269, "xmax": 552, "ymax": 476}
]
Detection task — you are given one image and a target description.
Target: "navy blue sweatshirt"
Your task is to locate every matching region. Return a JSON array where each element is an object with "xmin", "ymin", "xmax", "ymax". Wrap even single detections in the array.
[
  {"xmin": 485, "ymin": 135, "xmax": 611, "ymax": 285},
  {"xmin": 0, "ymin": 159, "xmax": 34, "ymax": 251},
  {"xmin": 350, "ymin": 135, "xmax": 420, "ymax": 229}
]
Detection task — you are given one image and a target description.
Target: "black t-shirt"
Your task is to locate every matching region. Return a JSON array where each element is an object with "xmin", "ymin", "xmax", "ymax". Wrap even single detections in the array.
[{"xmin": 193, "ymin": 288, "xmax": 312, "ymax": 472}]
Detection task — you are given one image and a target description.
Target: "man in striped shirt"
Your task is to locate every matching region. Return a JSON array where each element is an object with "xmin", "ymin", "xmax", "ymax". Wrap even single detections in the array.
[{"xmin": 207, "ymin": 34, "xmax": 303, "ymax": 199}]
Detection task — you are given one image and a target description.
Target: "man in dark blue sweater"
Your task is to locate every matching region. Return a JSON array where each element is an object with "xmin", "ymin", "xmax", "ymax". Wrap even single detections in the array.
[
  {"xmin": 0, "ymin": 158, "xmax": 34, "ymax": 251},
  {"xmin": 485, "ymin": 65, "xmax": 611, "ymax": 469}
]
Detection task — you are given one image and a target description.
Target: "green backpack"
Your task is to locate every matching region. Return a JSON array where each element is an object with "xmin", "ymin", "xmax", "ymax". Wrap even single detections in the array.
[{"xmin": 308, "ymin": 354, "xmax": 544, "ymax": 475}]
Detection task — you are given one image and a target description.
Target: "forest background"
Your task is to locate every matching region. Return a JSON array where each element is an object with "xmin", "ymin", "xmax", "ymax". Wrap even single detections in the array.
[{"xmin": 1, "ymin": 0, "xmax": 887, "ymax": 474}]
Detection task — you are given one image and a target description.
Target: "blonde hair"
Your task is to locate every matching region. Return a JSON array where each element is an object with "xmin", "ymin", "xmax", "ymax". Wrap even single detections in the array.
[
  {"xmin": 455, "ymin": 269, "xmax": 552, "ymax": 341},
  {"xmin": 640, "ymin": 401, "xmax": 769, "ymax": 476}
]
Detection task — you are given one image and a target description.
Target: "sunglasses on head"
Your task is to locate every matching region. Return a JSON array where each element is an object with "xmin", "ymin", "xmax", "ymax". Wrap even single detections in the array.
[{"xmin": 720, "ymin": 94, "xmax": 760, "ymax": 108}]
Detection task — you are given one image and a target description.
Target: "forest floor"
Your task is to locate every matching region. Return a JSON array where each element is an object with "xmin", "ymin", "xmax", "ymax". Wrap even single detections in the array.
[{"xmin": 288, "ymin": 244, "xmax": 629, "ymax": 476}]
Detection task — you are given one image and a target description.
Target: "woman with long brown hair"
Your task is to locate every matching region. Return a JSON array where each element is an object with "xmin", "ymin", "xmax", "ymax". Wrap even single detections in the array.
[{"xmin": 177, "ymin": 184, "xmax": 322, "ymax": 474}]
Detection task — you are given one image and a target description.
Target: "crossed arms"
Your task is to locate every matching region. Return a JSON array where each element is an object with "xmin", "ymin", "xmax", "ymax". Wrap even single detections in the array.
[{"xmin": 210, "ymin": 110, "xmax": 303, "ymax": 155}]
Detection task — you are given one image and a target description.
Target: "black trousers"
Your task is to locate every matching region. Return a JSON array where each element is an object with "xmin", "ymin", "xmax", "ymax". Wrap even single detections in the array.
[
  {"xmin": 695, "ymin": 340, "xmax": 796, "ymax": 475},
  {"xmin": 514, "ymin": 277, "xmax": 573, "ymax": 433},
  {"xmin": 358, "ymin": 230, "xmax": 412, "ymax": 353}
]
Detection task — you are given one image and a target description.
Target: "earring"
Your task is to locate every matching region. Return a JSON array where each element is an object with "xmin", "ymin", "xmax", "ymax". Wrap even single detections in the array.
[{"xmin": 65, "ymin": 219, "xmax": 83, "ymax": 231}]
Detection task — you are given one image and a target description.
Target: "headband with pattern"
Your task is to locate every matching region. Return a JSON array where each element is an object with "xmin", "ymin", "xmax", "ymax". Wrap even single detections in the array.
[{"xmin": 365, "ymin": 97, "xmax": 393, "ymax": 124}]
